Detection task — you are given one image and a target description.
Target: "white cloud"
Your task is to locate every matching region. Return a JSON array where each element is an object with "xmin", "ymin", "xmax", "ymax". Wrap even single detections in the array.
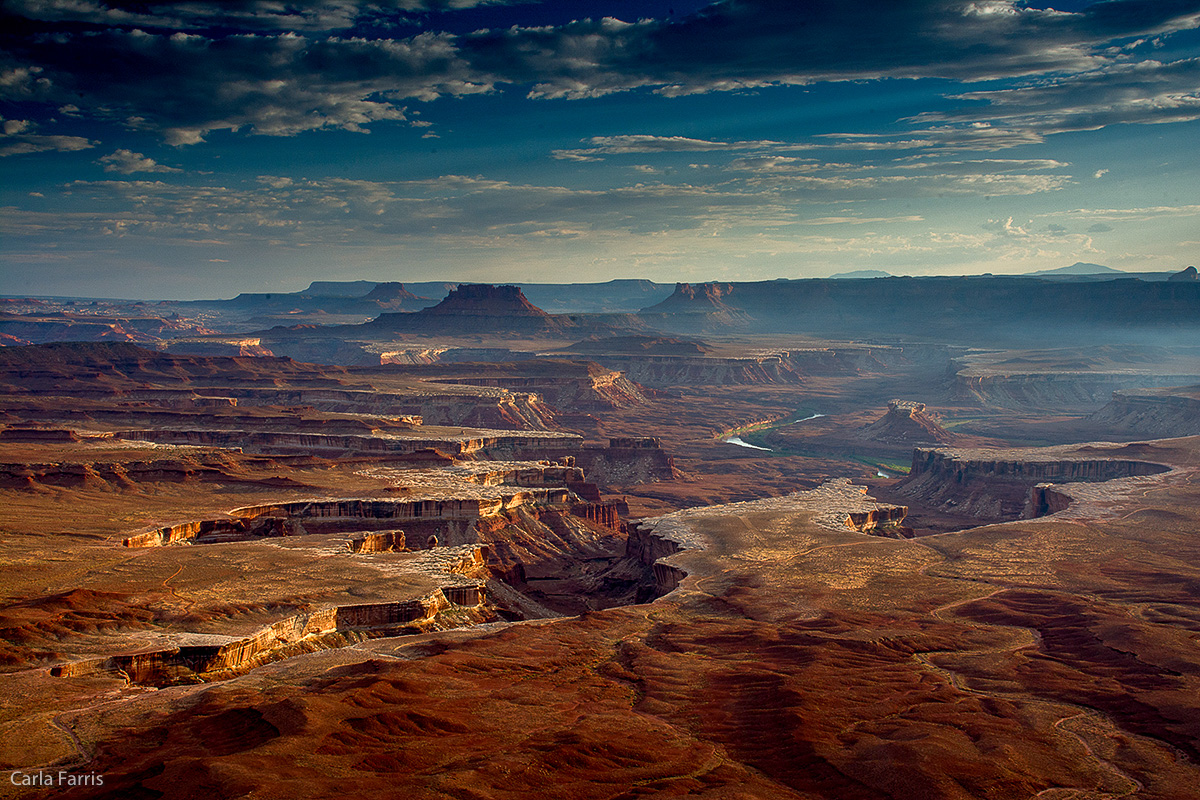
[
  {"xmin": 0, "ymin": 116, "xmax": 94, "ymax": 157},
  {"xmin": 5, "ymin": 1, "xmax": 1199, "ymax": 144},
  {"xmin": 801, "ymin": 215, "xmax": 925, "ymax": 226},
  {"xmin": 98, "ymin": 149, "xmax": 182, "ymax": 174},
  {"xmin": 552, "ymin": 134, "xmax": 806, "ymax": 160},
  {"xmin": 920, "ymin": 58, "xmax": 1200, "ymax": 135},
  {"xmin": 1042, "ymin": 204, "xmax": 1200, "ymax": 222},
  {"xmin": 725, "ymin": 154, "xmax": 1072, "ymax": 197},
  {"xmin": 4, "ymin": 0, "xmax": 530, "ymax": 33}
]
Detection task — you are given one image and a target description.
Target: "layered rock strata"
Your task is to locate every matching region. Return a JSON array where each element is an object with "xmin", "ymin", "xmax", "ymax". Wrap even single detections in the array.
[
  {"xmin": 112, "ymin": 427, "xmax": 582, "ymax": 459},
  {"xmin": 1087, "ymin": 385, "xmax": 1200, "ymax": 437},
  {"xmin": 954, "ymin": 370, "xmax": 1200, "ymax": 409},
  {"xmin": 347, "ymin": 530, "xmax": 405, "ymax": 553},
  {"xmin": 898, "ymin": 444, "xmax": 1172, "ymax": 520},
  {"xmin": 122, "ymin": 490, "xmax": 574, "ymax": 547},
  {"xmin": 51, "ymin": 546, "xmax": 489, "ymax": 685}
]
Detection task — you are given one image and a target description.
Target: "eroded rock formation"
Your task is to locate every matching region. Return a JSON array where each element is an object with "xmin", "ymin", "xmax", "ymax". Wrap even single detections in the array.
[
  {"xmin": 365, "ymin": 284, "xmax": 645, "ymax": 337},
  {"xmin": 860, "ymin": 400, "xmax": 955, "ymax": 444},
  {"xmin": 348, "ymin": 530, "xmax": 406, "ymax": 553},
  {"xmin": 51, "ymin": 546, "xmax": 490, "ymax": 686},
  {"xmin": 897, "ymin": 444, "xmax": 1171, "ymax": 520},
  {"xmin": 1088, "ymin": 385, "xmax": 1200, "ymax": 437},
  {"xmin": 954, "ymin": 370, "xmax": 1200, "ymax": 410}
]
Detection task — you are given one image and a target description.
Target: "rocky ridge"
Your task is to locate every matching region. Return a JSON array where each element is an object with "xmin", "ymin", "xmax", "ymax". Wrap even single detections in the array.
[
  {"xmin": 860, "ymin": 400, "xmax": 955, "ymax": 444},
  {"xmin": 896, "ymin": 442, "xmax": 1172, "ymax": 520}
]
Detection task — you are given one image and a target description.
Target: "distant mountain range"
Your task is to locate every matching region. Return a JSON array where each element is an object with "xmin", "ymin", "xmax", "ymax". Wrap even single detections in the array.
[
  {"xmin": 828, "ymin": 270, "xmax": 894, "ymax": 279},
  {"xmin": 301, "ymin": 279, "xmax": 674, "ymax": 314},
  {"xmin": 827, "ymin": 263, "xmax": 1189, "ymax": 281},
  {"xmin": 1028, "ymin": 262, "xmax": 1125, "ymax": 276}
]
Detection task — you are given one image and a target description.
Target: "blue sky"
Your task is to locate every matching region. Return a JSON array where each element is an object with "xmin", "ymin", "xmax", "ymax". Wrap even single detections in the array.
[{"xmin": 2, "ymin": 0, "xmax": 1198, "ymax": 299}]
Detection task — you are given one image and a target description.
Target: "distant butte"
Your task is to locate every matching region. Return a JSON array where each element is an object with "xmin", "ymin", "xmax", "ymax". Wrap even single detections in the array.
[
  {"xmin": 860, "ymin": 400, "xmax": 955, "ymax": 445},
  {"xmin": 363, "ymin": 283, "xmax": 646, "ymax": 337},
  {"xmin": 361, "ymin": 281, "xmax": 422, "ymax": 305}
]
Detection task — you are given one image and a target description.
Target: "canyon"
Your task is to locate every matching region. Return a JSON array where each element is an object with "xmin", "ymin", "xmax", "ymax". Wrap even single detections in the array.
[{"xmin": 3, "ymin": 278, "xmax": 1200, "ymax": 799}]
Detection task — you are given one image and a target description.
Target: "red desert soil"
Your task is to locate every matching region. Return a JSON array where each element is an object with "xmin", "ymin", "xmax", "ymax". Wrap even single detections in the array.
[
  {"xmin": 6, "ymin": 439, "xmax": 1198, "ymax": 800},
  {"xmin": 6, "ymin": 338, "xmax": 1200, "ymax": 799}
]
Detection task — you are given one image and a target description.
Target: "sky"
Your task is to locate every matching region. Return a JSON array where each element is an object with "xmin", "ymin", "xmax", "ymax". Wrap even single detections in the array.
[{"xmin": 1, "ymin": 0, "xmax": 1199, "ymax": 299}]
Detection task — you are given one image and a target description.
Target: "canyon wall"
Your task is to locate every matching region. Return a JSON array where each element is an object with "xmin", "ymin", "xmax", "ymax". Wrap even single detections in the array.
[
  {"xmin": 113, "ymin": 428, "xmax": 583, "ymax": 459},
  {"xmin": 571, "ymin": 437, "xmax": 679, "ymax": 485},
  {"xmin": 897, "ymin": 447, "xmax": 1171, "ymax": 520},
  {"xmin": 225, "ymin": 386, "xmax": 559, "ymax": 430},
  {"xmin": 954, "ymin": 371, "xmax": 1200, "ymax": 410},
  {"xmin": 625, "ymin": 521, "xmax": 687, "ymax": 600},
  {"xmin": 122, "ymin": 490, "xmax": 573, "ymax": 547},
  {"xmin": 49, "ymin": 582, "xmax": 485, "ymax": 685},
  {"xmin": 1088, "ymin": 386, "xmax": 1200, "ymax": 437}
]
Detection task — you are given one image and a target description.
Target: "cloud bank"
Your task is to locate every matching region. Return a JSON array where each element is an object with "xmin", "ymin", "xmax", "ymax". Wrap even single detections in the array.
[{"xmin": 3, "ymin": 0, "xmax": 1199, "ymax": 144}]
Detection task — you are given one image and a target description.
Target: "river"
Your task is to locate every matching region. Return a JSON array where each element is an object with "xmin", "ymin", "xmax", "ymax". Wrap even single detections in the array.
[{"xmin": 721, "ymin": 412, "xmax": 825, "ymax": 451}]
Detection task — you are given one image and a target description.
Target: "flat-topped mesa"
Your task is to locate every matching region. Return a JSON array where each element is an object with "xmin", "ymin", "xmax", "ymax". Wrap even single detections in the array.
[
  {"xmin": 1088, "ymin": 385, "xmax": 1200, "ymax": 437},
  {"xmin": 48, "ymin": 585, "xmax": 482, "ymax": 685},
  {"xmin": 362, "ymin": 282, "xmax": 420, "ymax": 303},
  {"xmin": 562, "ymin": 335, "xmax": 712, "ymax": 356},
  {"xmin": 0, "ymin": 427, "xmax": 80, "ymax": 442},
  {"xmin": 407, "ymin": 359, "xmax": 649, "ymax": 411},
  {"xmin": 554, "ymin": 340, "xmax": 899, "ymax": 388},
  {"xmin": 953, "ymin": 369, "xmax": 1200, "ymax": 410},
  {"xmin": 656, "ymin": 282, "xmax": 736, "ymax": 309},
  {"xmin": 568, "ymin": 352, "xmax": 801, "ymax": 387},
  {"xmin": 364, "ymin": 283, "xmax": 646, "ymax": 337},
  {"xmin": 423, "ymin": 284, "xmax": 552, "ymax": 318},
  {"xmin": 121, "ymin": 460, "xmax": 615, "ymax": 548},
  {"xmin": 634, "ymin": 276, "xmax": 1200, "ymax": 341},
  {"xmin": 897, "ymin": 445, "xmax": 1172, "ymax": 520},
  {"xmin": 365, "ymin": 283, "xmax": 566, "ymax": 336},
  {"xmin": 637, "ymin": 282, "xmax": 754, "ymax": 333},
  {"xmin": 860, "ymin": 400, "xmax": 955, "ymax": 445},
  {"xmin": 909, "ymin": 447, "xmax": 1172, "ymax": 483}
]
